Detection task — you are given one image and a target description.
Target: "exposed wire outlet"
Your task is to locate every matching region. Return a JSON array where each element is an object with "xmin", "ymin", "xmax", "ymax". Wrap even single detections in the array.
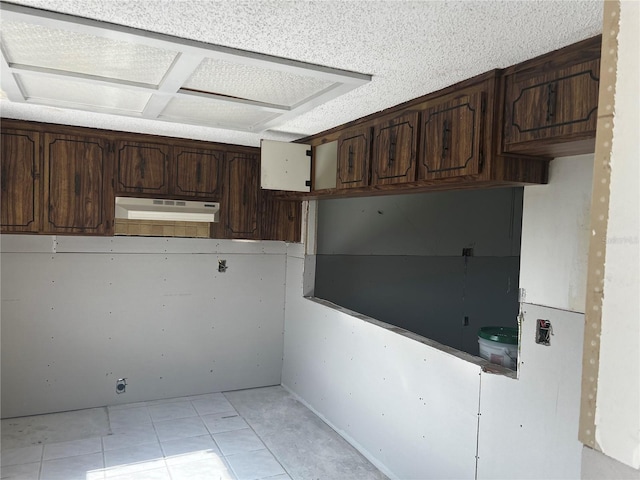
[{"xmin": 116, "ymin": 378, "xmax": 127, "ymax": 394}]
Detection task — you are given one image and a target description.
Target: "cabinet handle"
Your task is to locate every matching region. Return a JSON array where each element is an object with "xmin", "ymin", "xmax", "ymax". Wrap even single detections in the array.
[
  {"xmin": 348, "ymin": 145, "xmax": 354, "ymax": 172},
  {"xmin": 388, "ymin": 134, "xmax": 396, "ymax": 167},
  {"xmin": 196, "ymin": 162, "xmax": 202, "ymax": 183},
  {"xmin": 546, "ymin": 82, "xmax": 557, "ymax": 122},
  {"xmin": 74, "ymin": 174, "xmax": 81, "ymax": 195},
  {"xmin": 441, "ymin": 120, "xmax": 450, "ymax": 160},
  {"xmin": 139, "ymin": 157, "xmax": 146, "ymax": 179},
  {"xmin": 1, "ymin": 166, "xmax": 6, "ymax": 192},
  {"xmin": 242, "ymin": 187, "xmax": 247, "ymax": 206}
]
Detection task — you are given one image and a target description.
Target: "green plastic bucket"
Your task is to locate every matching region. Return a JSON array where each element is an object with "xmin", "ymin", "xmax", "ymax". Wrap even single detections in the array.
[{"xmin": 478, "ymin": 326, "xmax": 518, "ymax": 369}]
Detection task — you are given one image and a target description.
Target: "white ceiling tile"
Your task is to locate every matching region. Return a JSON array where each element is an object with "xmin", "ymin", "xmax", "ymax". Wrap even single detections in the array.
[
  {"xmin": 18, "ymin": 74, "xmax": 152, "ymax": 113},
  {"xmin": 183, "ymin": 57, "xmax": 334, "ymax": 107},
  {"xmin": 160, "ymin": 96, "xmax": 279, "ymax": 130},
  {"xmin": 1, "ymin": 19, "xmax": 177, "ymax": 86}
]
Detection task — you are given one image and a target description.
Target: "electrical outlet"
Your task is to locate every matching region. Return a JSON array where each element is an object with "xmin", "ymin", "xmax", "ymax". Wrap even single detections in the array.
[{"xmin": 116, "ymin": 378, "xmax": 127, "ymax": 394}]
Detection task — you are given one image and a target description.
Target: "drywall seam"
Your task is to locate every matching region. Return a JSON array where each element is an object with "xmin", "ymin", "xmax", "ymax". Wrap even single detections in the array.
[{"xmin": 579, "ymin": 0, "xmax": 618, "ymax": 450}]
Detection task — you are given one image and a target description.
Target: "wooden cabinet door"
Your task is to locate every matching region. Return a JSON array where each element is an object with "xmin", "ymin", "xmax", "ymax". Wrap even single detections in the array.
[
  {"xmin": 260, "ymin": 191, "xmax": 301, "ymax": 242},
  {"xmin": 43, "ymin": 133, "xmax": 113, "ymax": 235},
  {"xmin": 336, "ymin": 128, "xmax": 370, "ymax": 188},
  {"xmin": 115, "ymin": 141, "xmax": 169, "ymax": 195},
  {"xmin": 419, "ymin": 92, "xmax": 484, "ymax": 180},
  {"xmin": 225, "ymin": 154, "xmax": 260, "ymax": 239},
  {"xmin": 503, "ymin": 59, "xmax": 600, "ymax": 154},
  {"xmin": 174, "ymin": 147, "xmax": 223, "ymax": 199},
  {"xmin": 1, "ymin": 129, "xmax": 41, "ymax": 233},
  {"xmin": 372, "ymin": 112, "xmax": 419, "ymax": 185}
]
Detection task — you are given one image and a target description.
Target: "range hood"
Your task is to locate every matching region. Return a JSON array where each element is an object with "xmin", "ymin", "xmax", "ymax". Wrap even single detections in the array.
[{"xmin": 115, "ymin": 197, "xmax": 220, "ymax": 223}]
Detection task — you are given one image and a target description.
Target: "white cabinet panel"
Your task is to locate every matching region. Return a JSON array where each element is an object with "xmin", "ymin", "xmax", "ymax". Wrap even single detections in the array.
[{"xmin": 260, "ymin": 140, "xmax": 310, "ymax": 192}]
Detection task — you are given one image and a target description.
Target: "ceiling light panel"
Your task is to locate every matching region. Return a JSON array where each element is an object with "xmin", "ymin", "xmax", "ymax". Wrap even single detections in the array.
[
  {"xmin": 18, "ymin": 74, "xmax": 151, "ymax": 113},
  {"xmin": 183, "ymin": 58, "xmax": 335, "ymax": 107},
  {"xmin": 160, "ymin": 96, "xmax": 279, "ymax": 130},
  {"xmin": 0, "ymin": 2, "xmax": 371, "ymax": 133},
  {"xmin": 1, "ymin": 20, "xmax": 178, "ymax": 86}
]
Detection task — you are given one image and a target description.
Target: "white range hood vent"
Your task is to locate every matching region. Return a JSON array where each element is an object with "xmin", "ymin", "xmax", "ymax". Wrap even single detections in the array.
[{"xmin": 115, "ymin": 197, "xmax": 219, "ymax": 223}]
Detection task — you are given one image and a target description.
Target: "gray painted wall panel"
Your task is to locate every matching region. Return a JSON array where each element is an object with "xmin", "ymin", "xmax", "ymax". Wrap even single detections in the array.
[
  {"xmin": 315, "ymin": 255, "xmax": 519, "ymax": 355},
  {"xmin": 314, "ymin": 188, "xmax": 523, "ymax": 356},
  {"xmin": 317, "ymin": 187, "xmax": 523, "ymax": 257},
  {"xmin": 461, "ymin": 256, "xmax": 520, "ymax": 355}
]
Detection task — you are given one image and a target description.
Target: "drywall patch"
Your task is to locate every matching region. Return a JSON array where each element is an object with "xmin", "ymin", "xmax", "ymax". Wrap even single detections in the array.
[{"xmin": 579, "ymin": 0, "xmax": 618, "ymax": 451}]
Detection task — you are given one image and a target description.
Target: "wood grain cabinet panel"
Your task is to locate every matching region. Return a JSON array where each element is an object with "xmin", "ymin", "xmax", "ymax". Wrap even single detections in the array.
[
  {"xmin": 260, "ymin": 190, "xmax": 301, "ymax": 242},
  {"xmin": 372, "ymin": 112, "xmax": 419, "ymax": 185},
  {"xmin": 337, "ymin": 128, "xmax": 370, "ymax": 188},
  {"xmin": 43, "ymin": 133, "xmax": 113, "ymax": 235},
  {"xmin": 503, "ymin": 58, "xmax": 600, "ymax": 156},
  {"xmin": 419, "ymin": 92, "xmax": 484, "ymax": 180},
  {"xmin": 174, "ymin": 147, "xmax": 223, "ymax": 199},
  {"xmin": 115, "ymin": 141, "xmax": 169, "ymax": 195},
  {"xmin": 224, "ymin": 153, "xmax": 260, "ymax": 239},
  {"xmin": 1, "ymin": 129, "xmax": 41, "ymax": 233}
]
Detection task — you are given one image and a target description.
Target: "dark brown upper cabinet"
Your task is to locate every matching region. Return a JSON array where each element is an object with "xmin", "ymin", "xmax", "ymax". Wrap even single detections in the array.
[
  {"xmin": 1, "ymin": 120, "xmax": 299, "ymax": 242},
  {"xmin": 174, "ymin": 146, "xmax": 223, "ymax": 199},
  {"xmin": 115, "ymin": 140, "xmax": 170, "ymax": 195},
  {"xmin": 224, "ymin": 153, "xmax": 260, "ymax": 239},
  {"xmin": 502, "ymin": 35, "xmax": 601, "ymax": 157},
  {"xmin": 260, "ymin": 190, "xmax": 302, "ymax": 243},
  {"xmin": 115, "ymin": 141, "xmax": 223, "ymax": 200},
  {"xmin": 43, "ymin": 133, "xmax": 113, "ymax": 235},
  {"xmin": 1, "ymin": 128, "xmax": 41, "ymax": 233},
  {"xmin": 371, "ymin": 112, "xmax": 419, "ymax": 185},
  {"xmin": 419, "ymin": 91, "xmax": 485, "ymax": 180},
  {"xmin": 336, "ymin": 127, "xmax": 371, "ymax": 189}
]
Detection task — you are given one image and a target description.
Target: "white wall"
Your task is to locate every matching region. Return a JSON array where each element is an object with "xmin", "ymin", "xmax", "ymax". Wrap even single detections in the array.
[
  {"xmin": 283, "ymin": 153, "xmax": 595, "ymax": 479},
  {"xmin": 0, "ymin": 235, "xmax": 287, "ymax": 418},
  {"xmin": 283, "ymin": 252, "xmax": 588, "ymax": 479},
  {"xmin": 477, "ymin": 303, "xmax": 585, "ymax": 479},
  {"xmin": 519, "ymin": 154, "xmax": 594, "ymax": 313},
  {"xmin": 593, "ymin": 0, "xmax": 640, "ymax": 469},
  {"xmin": 484, "ymin": 154, "xmax": 596, "ymax": 477}
]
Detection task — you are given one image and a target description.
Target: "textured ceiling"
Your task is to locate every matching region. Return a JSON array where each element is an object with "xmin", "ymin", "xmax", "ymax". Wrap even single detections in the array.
[{"xmin": 0, "ymin": 0, "xmax": 603, "ymax": 147}]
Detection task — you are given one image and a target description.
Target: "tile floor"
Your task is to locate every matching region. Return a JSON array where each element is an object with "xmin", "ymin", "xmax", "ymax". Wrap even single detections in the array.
[{"xmin": 1, "ymin": 386, "xmax": 387, "ymax": 480}]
